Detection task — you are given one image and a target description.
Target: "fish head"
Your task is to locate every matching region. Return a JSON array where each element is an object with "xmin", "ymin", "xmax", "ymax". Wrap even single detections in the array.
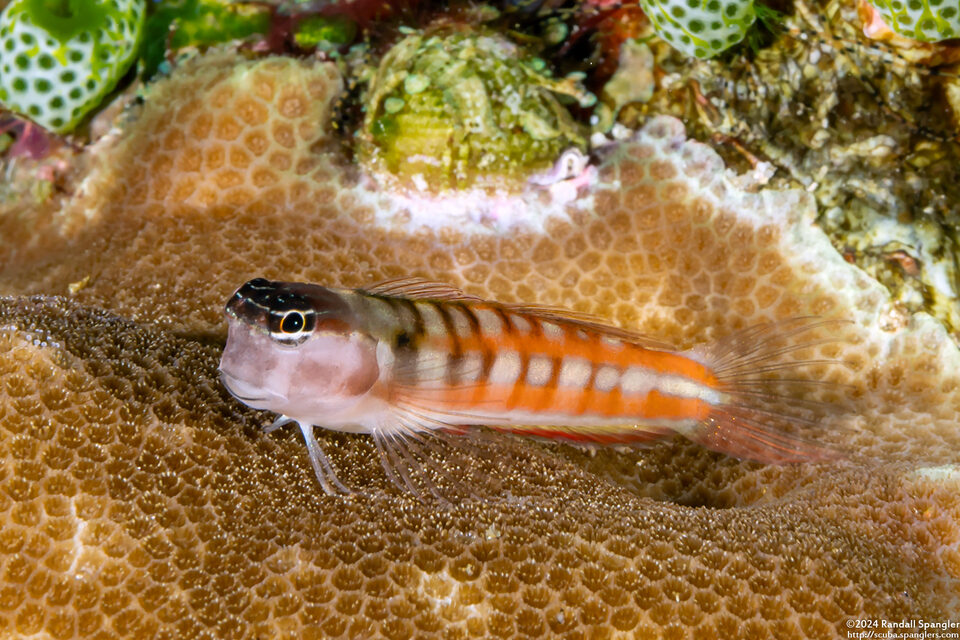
[{"xmin": 219, "ymin": 278, "xmax": 380, "ymax": 420}]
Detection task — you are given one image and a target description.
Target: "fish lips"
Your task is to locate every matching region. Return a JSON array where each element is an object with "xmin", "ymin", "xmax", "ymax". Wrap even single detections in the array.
[{"xmin": 218, "ymin": 368, "xmax": 287, "ymax": 411}]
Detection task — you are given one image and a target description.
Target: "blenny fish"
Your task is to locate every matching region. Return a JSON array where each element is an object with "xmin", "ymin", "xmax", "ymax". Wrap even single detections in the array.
[{"xmin": 219, "ymin": 277, "xmax": 842, "ymax": 497}]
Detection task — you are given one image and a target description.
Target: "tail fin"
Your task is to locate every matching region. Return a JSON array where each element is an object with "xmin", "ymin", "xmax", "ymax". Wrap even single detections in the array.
[{"xmin": 687, "ymin": 317, "xmax": 851, "ymax": 464}]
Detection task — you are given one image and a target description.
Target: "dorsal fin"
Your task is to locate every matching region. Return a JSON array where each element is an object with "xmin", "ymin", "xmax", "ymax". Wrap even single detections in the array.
[
  {"xmin": 502, "ymin": 303, "xmax": 677, "ymax": 352},
  {"xmin": 364, "ymin": 277, "xmax": 676, "ymax": 351},
  {"xmin": 362, "ymin": 277, "xmax": 483, "ymax": 301},
  {"xmin": 502, "ymin": 303, "xmax": 610, "ymax": 325}
]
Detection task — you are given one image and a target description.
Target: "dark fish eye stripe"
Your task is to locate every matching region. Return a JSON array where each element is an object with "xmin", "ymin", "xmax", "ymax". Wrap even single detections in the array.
[
  {"xmin": 227, "ymin": 280, "xmax": 330, "ymax": 342},
  {"xmin": 244, "ymin": 277, "xmax": 272, "ymax": 290},
  {"xmin": 232, "ymin": 280, "xmax": 318, "ymax": 315}
]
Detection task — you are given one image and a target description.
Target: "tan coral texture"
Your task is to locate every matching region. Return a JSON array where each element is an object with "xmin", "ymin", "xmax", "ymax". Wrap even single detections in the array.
[{"xmin": 0, "ymin": 51, "xmax": 958, "ymax": 639}]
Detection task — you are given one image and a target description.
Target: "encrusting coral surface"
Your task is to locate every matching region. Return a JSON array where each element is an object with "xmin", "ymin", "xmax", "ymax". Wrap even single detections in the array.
[{"xmin": 0, "ymin": 50, "xmax": 959, "ymax": 638}]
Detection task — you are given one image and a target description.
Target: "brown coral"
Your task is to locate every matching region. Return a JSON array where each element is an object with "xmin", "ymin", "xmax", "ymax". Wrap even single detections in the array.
[
  {"xmin": 0, "ymin": 49, "xmax": 959, "ymax": 638},
  {"xmin": 1, "ymin": 296, "xmax": 958, "ymax": 638}
]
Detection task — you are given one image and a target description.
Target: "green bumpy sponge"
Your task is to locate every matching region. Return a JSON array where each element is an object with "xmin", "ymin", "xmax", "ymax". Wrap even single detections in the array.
[
  {"xmin": 867, "ymin": 0, "xmax": 959, "ymax": 41},
  {"xmin": 639, "ymin": 0, "xmax": 756, "ymax": 59},
  {"xmin": 0, "ymin": 0, "xmax": 146, "ymax": 133}
]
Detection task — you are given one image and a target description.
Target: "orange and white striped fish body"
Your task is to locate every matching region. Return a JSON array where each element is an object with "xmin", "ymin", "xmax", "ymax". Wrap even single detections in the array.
[{"xmin": 219, "ymin": 277, "xmax": 838, "ymax": 496}]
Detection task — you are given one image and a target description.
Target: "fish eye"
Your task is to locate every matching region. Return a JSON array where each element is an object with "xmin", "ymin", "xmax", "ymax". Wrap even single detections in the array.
[{"xmin": 280, "ymin": 311, "xmax": 305, "ymax": 334}]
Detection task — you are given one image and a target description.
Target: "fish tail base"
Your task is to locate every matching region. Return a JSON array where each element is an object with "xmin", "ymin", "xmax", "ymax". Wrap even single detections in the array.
[{"xmin": 686, "ymin": 317, "xmax": 851, "ymax": 464}]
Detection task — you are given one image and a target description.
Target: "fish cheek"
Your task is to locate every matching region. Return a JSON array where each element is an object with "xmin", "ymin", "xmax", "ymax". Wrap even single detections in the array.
[
  {"xmin": 343, "ymin": 342, "xmax": 380, "ymax": 395},
  {"xmin": 221, "ymin": 322, "xmax": 280, "ymax": 389},
  {"xmin": 295, "ymin": 336, "xmax": 379, "ymax": 398}
]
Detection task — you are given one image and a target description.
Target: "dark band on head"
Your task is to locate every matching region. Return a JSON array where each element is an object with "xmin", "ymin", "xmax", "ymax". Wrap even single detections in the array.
[{"xmin": 226, "ymin": 279, "xmax": 354, "ymax": 340}]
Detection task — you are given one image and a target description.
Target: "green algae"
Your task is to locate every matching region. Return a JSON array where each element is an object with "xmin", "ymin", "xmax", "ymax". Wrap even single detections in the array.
[
  {"xmin": 141, "ymin": 0, "xmax": 269, "ymax": 78},
  {"xmin": 293, "ymin": 14, "xmax": 356, "ymax": 51},
  {"xmin": 17, "ymin": 0, "xmax": 111, "ymax": 44}
]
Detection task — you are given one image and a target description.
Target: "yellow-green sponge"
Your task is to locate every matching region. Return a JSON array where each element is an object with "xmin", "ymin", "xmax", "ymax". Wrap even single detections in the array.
[
  {"xmin": 867, "ymin": 0, "xmax": 959, "ymax": 41},
  {"xmin": 639, "ymin": 0, "xmax": 757, "ymax": 59},
  {"xmin": 0, "ymin": 0, "xmax": 146, "ymax": 134}
]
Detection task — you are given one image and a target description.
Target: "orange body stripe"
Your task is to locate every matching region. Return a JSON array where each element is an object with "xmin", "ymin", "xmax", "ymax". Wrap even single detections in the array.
[
  {"xmin": 550, "ymin": 386, "xmax": 595, "ymax": 415},
  {"xmin": 450, "ymin": 306, "xmax": 715, "ymax": 382},
  {"xmin": 641, "ymin": 391, "xmax": 710, "ymax": 421},
  {"xmin": 406, "ymin": 302, "xmax": 718, "ymax": 421}
]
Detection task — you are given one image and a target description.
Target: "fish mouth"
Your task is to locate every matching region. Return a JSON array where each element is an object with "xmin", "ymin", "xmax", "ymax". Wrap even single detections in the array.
[{"xmin": 218, "ymin": 370, "xmax": 275, "ymax": 406}]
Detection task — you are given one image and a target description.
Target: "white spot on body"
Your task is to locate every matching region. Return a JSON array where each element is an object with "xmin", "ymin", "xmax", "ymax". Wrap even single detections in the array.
[
  {"xmin": 413, "ymin": 348, "xmax": 447, "ymax": 385},
  {"xmin": 474, "ymin": 308, "xmax": 503, "ymax": 337},
  {"xmin": 594, "ymin": 366, "xmax": 620, "ymax": 392},
  {"xmin": 526, "ymin": 355, "xmax": 554, "ymax": 387},
  {"xmin": 541, "ymin": 322, "xmax": 564, "ymax": 342},
  {"xmin": 620, "ymin": 367, "xmax": 654, "ymax": 396},
  {"xmin": 658, "ymin": 376, "xmax": 724, "ymax": 405},
  {"xmin": 510, "ymin": 315, "xmax": 533, "ymax": 334},
  {"xmin": 369, "ymin": 296, "xmax": 399, "ymax": 323},
  {"xmin": 415, "ymin": 302, "xmax": 446, "ymax": 339},
  {"xmin": 457, "ymin": 351, "xmax": 484, "ymax": 384},
  {"xmin": 557, "ymin": 357, "xmax": 592, "ymax": 389},
  {"xmin": 600, "ymin": 335, "xmax": 624, "ymax": 350},
  {"xmin": 489, "ymin": 352, "xmax": 522, "ymax": 386},
  {"xmin": 447, "ymin": 305, "xmax": 475, "ymax": 340}
]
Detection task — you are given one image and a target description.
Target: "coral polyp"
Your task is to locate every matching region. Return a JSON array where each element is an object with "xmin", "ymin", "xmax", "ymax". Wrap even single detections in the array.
[
  {"xmin": 639, "ymin": 0, "xmax": 756, "ymax": 59},
  {"xmin": 865, "ymin": 0, "xmax": 959, "ymax": 41},
  {"xmin": 0, "ymin": 0, "xmax": 145, "ymax": 133},
  {"xmin": 358, "ymin": 28, "xmax": 592, "ymax": 193}
]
